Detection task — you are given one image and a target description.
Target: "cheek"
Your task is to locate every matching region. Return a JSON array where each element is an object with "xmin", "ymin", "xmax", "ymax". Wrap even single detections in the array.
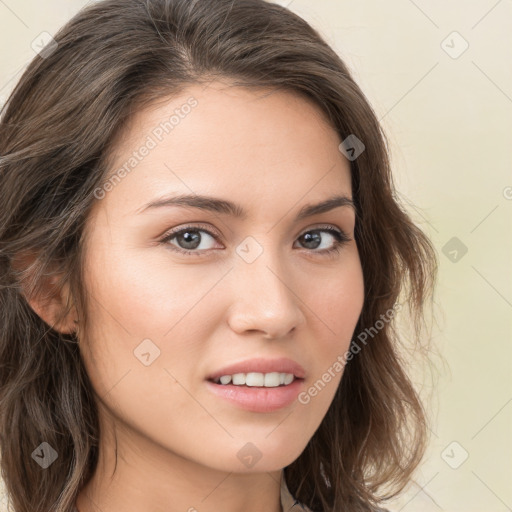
[
  {"xmin": 299, "ymin": 250, "xmax": 364, "ymax": 401},
  {"xmin": 306, "ymin": 250, "xmax": 364, "ymax": 346},
  {"xmin": 292, "ymin": 275, "xmax": 363, "ymax": 447},
  {"xmin": 79, "ymin": 245, "xmax": 224, "ymax": 392},
  {"xmin": 84, "ymin": 241, "xmax": 220, "ymax": 337}
]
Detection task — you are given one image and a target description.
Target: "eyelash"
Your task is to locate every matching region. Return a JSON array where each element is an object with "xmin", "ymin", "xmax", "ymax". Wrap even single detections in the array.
[{"xmin": 159, "ymin": 223, "xmax": 351, "ymax": 258}]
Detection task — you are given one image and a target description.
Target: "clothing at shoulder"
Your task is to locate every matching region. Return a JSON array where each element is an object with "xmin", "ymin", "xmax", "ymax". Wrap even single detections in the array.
[
  {"xmin": 281, "ymin": 476, "xmax": 391, "ymax": 512},
  {"xmin": 280, "ymin": 475, "xmax": 313, "ymax": 511}
]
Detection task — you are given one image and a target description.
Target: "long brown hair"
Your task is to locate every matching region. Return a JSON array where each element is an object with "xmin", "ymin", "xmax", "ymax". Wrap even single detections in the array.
[{"xmin": 0, "ymin": 1, "xmax": 438, "ymax": 511}]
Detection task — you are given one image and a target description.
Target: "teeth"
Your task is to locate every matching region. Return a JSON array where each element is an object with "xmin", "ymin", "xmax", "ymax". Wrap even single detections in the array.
[{"xmin": 214, "ymin": 372, "xmax": 296, "ymax": 387}]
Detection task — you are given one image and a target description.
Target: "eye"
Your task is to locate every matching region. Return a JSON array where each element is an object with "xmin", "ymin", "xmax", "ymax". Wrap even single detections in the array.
[
  {"xmin": 160, "ymin": 224, "xmax": 220, "ymax": 256},
  {"xmin": 294, "ymin": 226, "xmax": 351, "ymax": 257},
  {"xmin": 159, "ymin": 224, "xmax": 352, "ymax": 257}
]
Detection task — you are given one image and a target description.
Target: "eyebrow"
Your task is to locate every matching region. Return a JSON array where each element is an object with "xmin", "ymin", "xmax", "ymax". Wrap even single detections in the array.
[{"xmin": 136, "ymin": 193, "xmax": 355, "ymax": 220}]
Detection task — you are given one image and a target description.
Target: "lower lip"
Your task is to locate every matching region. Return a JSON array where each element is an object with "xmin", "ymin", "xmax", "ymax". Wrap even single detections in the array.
[{"xmin": 205, "ymin": 378, "xmax": 304, "ymax": 413}]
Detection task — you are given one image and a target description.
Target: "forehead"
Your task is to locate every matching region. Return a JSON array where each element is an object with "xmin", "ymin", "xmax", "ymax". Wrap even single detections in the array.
[
  {"xmin": 96, "ymin": 80, "xmax": 352, "ymax": 219},
  {"xmin": 107, "ymin": 80, "xmax": 343, "ymax": 163}
]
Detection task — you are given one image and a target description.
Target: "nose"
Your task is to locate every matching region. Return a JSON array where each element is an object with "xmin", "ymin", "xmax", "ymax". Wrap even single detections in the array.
[{"xmin": 226, "ymin": 245, "xmax": 306, "ymax": 339}]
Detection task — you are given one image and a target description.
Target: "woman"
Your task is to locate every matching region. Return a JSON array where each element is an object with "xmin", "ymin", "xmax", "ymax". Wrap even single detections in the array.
[{"xmin": 0, "ymin": 1, "xmax": 437, "ymax": 511}]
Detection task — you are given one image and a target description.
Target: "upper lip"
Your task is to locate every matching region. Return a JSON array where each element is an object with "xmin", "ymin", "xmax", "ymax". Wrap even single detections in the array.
[{"xmin": 206, "ymin": 357, "xmax": 306, "ymax": 381}]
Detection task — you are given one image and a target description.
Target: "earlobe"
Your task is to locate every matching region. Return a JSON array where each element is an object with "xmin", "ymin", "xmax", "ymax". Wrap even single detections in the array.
[{"xmin": 11, "ymin": 250, "xmax": 78, "ymax": 335}]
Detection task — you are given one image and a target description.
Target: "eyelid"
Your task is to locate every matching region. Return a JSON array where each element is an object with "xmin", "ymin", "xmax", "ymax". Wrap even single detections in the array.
[
  {"xmin": 299, "ymin": 223, "xmax": 352, "ymax": 240},
  {"xmin": 159, "ymin": 222, "xmax": 351, "ymax": 242},
  {"xmin": 159, "ymin": 222, "xmax": 222, "ymax": 241}
]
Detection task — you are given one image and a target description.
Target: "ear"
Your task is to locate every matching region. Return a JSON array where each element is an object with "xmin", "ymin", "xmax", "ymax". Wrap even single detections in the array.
[{"xmin": 12, "ymin": 250, "xmax": 78, "ymax": 335}]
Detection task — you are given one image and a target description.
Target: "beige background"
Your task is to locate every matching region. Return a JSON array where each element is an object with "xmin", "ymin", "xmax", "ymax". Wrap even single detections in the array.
[{"xmin": 1, "ymin": 1, "xmax": 511, "ymax": 511}]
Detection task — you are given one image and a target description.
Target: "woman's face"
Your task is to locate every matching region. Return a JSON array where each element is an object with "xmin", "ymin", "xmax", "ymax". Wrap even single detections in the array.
[{"xmin": 80, "ymin": 80, "xmax": 364, "ymax": 473}]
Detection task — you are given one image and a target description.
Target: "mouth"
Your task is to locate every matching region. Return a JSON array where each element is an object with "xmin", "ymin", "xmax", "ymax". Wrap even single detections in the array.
[
  {"xmin": 207, "ymin": 372, "xmax": 302, "ymax": 387},
  {"xmin": 205, "ymin": 357, "xmax": 306, "ymax": 383},
  {"xmin": 204, "ymin": 357, "xmax": 306, "ymax": 412},
  {"xmin": 205, "ymin": 373, "xmax": 305, "ymax": 413}
]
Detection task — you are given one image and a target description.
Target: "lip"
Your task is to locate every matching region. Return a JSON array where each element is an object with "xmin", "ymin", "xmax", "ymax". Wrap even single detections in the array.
[
  {"xmin": 205, "ymin": 378, "xmax": 304, "ymax": 413},
  {"xmin": 205, "ymin": 357, "xmax": 306, "ymax": 381}
]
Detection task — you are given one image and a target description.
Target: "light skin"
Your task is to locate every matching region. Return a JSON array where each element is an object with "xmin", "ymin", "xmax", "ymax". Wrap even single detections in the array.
[{"xmin": 29, "ymin": 80, "xmax": 364, "ymax": 512}]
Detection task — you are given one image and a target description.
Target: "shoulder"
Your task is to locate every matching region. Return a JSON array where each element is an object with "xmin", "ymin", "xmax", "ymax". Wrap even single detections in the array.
[{"xmin": 281, "ymin": 476, "xmax": 392, "ymax": 512}]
